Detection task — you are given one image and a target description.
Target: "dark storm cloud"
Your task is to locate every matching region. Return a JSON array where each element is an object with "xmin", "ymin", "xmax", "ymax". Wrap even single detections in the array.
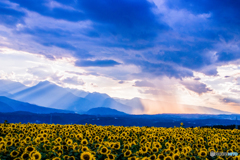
[
  {"xmin": 180, "ymin": 81, "xmax": 213, "ymax": 95},
  {"xmin": 75, "ymin": 59, "xmax": 121, "ymax": 67},
  {"xmin": 133, "ymin": 80, "xmax": 155, "ymax": 88},
  {"xmin": 15, "ymin": 27, "xmax": 93, "ymax": 59},
  {"xmin": 2, "ymin": 0, "xmax": 240, "ymax": 82},
  {"xmin": 194, "ymin": 77, "xmax": 201, "ymax": 81},
  {"xmin": 216, "ymin": 52, "xmax": 240, "ymax": 62},
  {"xmin": 129, "ymin": 60, "xmax": 194, "ymax": 80},
  {"xmin": 10, "ymin": 0, "xmax": 169, "ymax": 43},
  {"xmin": 0, "ymin": 2, "xmax": 26, "ymax": 26},
  {"xmin": 76, "ymin": 0, "xmax": 169, "ymax": 42},
  {"xmin": 165, "ymin": 0, "xmax": 240, "ymax": 62},
  {"xmin": 118, "ymin": 80, "xmax": 124, "ymax": 84},
  {"xmin": 221, "ymin": 97, "xmax": 240, "ymax": 105},
  {"xmin": 138, "ymin": 89, "xmax": 159, "ymax": 95},
  {"xmin": 9, "ymin": 0, "xmax": 86, "ymax": 22}
]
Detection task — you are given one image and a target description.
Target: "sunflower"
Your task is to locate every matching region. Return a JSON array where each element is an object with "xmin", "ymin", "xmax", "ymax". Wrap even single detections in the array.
[
  {"xmin": 52, "ymin": 158, "xmax": 61, "ymax": 160},
  {"xmin": 10, "ymin": 150, "xmax": 19, "ymax": 158},
  {"xmin": 107, "ymin": 154, "xmax": 116, "ymax": 160},
  {"xmin": 21, "ymin": 152, "xmax": 29, "ymax": 159},
  {"xmin": 124, "ymin": 150, "xmax": 132, "ymax": 157},
  {"xmin": 113, "ymin": 142, "xmax": 121, "ymax": 150},
  {"xmin": 82, "ymin": 146, "xmax": 89, "ymax": 152},
  {"xmin": 80, "ymin": 152, "xmax": 93, "ymax": 160},
  {"xmin": 152, "ymin": 147, "xmax": 159, "ymax": 154},
  {"xmin": 158, "ymin": 153, "xmax": 165, "ymax": 160},
  {"xmin": 81, "ymin": 139, "xmax": 88, "ymax": 145},
  {"xmin": 198, "ymin": 150, "xmax": 207, "ymax": 158},
  {"xmin": 56, "ymin": 150, "xmax": 63, "ymax": 157},
  {"xmin": 6, "ymin": 140, "xmax": 13, "ymax": 147},
  {"xmin": 172, "ymin": 153, "xmax": 180, "ymax": 160},
  {"xmin": 190, "ymin": 157, "xmax": 196, "ymax": 160},
  {"xmin": 100, "ymin": 146, "xmax": 109, "ymax": 155},
  {"xmin": 25, "ymin": 146, "xmax": 35, "ymax": 152},
  {"xmin": 63, "ymin": 155, "xmax": 69, "ymax": 160},
  {"xmin": 68, "ymin": 156, "xmax": 76, "ymax": 160},
  {"xmin": 140, "ymin": 146, "xmax": 148, "ymax": 154},
  {"xmin": 32, "ymin": 152, "xmax": 42, "ymax": 160},
  {"xmin": 149, "ymin": 154, "xmax": 157, "ymax": 160},
  {"xmin": 67, "ymin": 139, "xmax": 73, "ymax": 145},
  {"xmin": 63, "ymin": 145, "xmax": 68, "ymax": 151},
  {"xmin": 163, "ymin": 155, "xmax": 173, "ymax": 160}
]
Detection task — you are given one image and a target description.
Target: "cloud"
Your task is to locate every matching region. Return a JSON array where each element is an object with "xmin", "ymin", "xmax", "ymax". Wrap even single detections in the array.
[
  {"xmin": 66, "ymin": 71, "xmax": 100, "ymax": 76},
  {"xmin": 220, "ymin": 97, "xmax": 240, "ymax": 106},
  {"xmin": 216, "ymin": 52, "xmax": 240, "ymax": 62},
  {"xmin": 75, "ymin": 59, "xmax": 121, "ymax": 67},
  {"xmin": 133, "ymin": 80, "xmax": 155, "ymax": 88},
  {"xmin": 131, "ymin": 60, "xmax": 194, "ymax": 80},
  {"xmin": 27, "ymin": 66, "xmax": 53, "ymax": 78},
  {"xmin": 10, "ymin": 0, "xmax": 169, "ymax": 50},
  {"xmin": 62, "ymin": 76, "xmax": 85, "ymax": 85},
  {"xmin": 9, "ymin": 0, "xmax": 86, "ymax": 22},
  {"xmin": 180, "ymin": 80, "xmax": 213, "ymax": 95},
  {"xmin": 1, "ymin": 0, "xmax": 240, "ymax": 83},
  {"xmin": 0, "ymin": 2, "xmax": 26, "ymax": 27},
  {"xmin": 194, "ymin": 77, "xmax": 201, "ymax": 81},
  {"xmin": 138, "ymin": 89, "xmax": 159, "ymax": 95},
  {"xmin": 118, "ymin": 80, "xmax": 124, "ymax": 84}
]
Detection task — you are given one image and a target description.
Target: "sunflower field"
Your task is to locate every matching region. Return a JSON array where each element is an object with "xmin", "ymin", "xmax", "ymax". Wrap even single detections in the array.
[{"xmin": 0, "ymin": 122, "xmax": 240, "ymax": 160}]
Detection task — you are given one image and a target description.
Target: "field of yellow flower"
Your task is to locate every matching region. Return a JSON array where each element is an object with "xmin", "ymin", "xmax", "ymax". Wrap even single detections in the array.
[{"xmin": 0, "ymin": 122, "xmax": 240, "ymax": 160}]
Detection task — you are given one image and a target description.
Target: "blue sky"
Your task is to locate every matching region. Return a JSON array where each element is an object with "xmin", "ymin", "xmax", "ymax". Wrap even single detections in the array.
[{"xmin": 0, "ymin": 0, "xmax": 240, "ymax": 114}]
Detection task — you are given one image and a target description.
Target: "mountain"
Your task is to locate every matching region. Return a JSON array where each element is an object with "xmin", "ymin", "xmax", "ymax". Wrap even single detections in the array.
[
  {"xmin": 10, "ymin": 81, "xmax": 132, "ymax": 113},
  {"xmin": 65, "ymin": 88, "xmax": 89, "ymax": 98},
  {"xmin": 101, "ymin": 98, "xmax": 133, "ymax": 113},
  {"xmin": 0, "ymin": 79, "xmax": 27, "ymax": 94},
  {"xmin": 0, "ymin": 96, "xmax": 74, "ymax": 114},
  {"xmin": 85, "ymin": 107, "xmax": 128, "ymax": 116},
  {"xmin": 11, "ymin": 81, "xmax": 94, "ymax": 112},
  {"xmin": 0, "ymin": 101, "xmax": 14, "ymax": 112},
  {"xmin": 85, "ymin": 92, "xmax": 111, "ymax": 107},
  {"xmin": 113, "ymin": 97, "xmax": 145, "ymax": 114},
  {"xmin": 6, "ymin": 80, "xmax": 231, "ymax": 115}
]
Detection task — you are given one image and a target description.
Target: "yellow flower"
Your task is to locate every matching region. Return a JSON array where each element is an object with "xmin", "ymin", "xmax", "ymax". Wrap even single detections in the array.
[
  {"xmin": 164, "ymin": 156, "xmax": 172, "ymax": 160},
  {"xmin": 81, "ymin": 139, "xmax": 88, "ymax": 145},
  {"xmin": 180, "ymin": 122, "xmax": 183, "ymax": 126},
  {"xmin": 124, "ymin": 150, "xmax": 132, "ymax": 157},
  {"xmin": 25, "ymin": 146, "xmax": 35, "ymax": 152},
  {"xmin": 10, "ymin": 150, "xmax": 19, "ymax": 158},
  {"xmin": 198, "ymin": 150, "xmax": 207, "ymax": 158},
  {"xmin": 21, "ymin": 152, "xmax": 29, "ymax": 160},
  {"xmin": 113, "ymin": 142, "xmax": 121, "ymax": 150},
  {"xmin": 32, "ymin": 152, "xmax": 42, "ymax": 160},
  {"xmin": 80, "ymin": 152, "xmax": 93, "ymax": 160},
  {"xmin": 107, "ymin": 154, "xmax": 115, "ymax": 160},
  {"xmin": 81, "ymin": 146, "xmax": 89, "ymax": 152},
  {"xmin": 100, "ymin": 146, "xmax": 109, "ymax": 155},
  {"xmin": 172, "ymin": 153, "xmax": 180, "ymax": 160}
]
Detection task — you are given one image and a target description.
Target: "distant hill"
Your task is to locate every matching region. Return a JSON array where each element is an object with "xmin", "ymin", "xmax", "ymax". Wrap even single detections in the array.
[
  {"xmin": 65, "ymin": 88, "xmax": 89, "ymax": 98},
  {"xmin": 11, "ymin": 81, "xmax": 132, "ymax": 114},
  {"xmin": 85, "ymin": 107, "xmax": 128, "ymax": 116},
  {"xmin": 0, "ymin": 79, "xmax": 27, "ymax": 94},
  {"xmin": 0, "ymin": 101, "xmax": 14, "ymax": 112},
  {"xmin": 11, "ymin": 81, "xmax": 95, "ymax": 112},
  {"xmin": 2, "ymin": 80, "xmax": 233, "ymax": 115},
  {"xmin": 0, "ymin": 96, "xmax": 74, "ymax": 114}
]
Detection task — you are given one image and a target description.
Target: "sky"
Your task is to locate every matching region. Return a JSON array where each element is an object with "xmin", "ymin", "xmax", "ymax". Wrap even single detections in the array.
[{"xmin": 0, "ymin": 0, "xmax": 240, "ymax": 114}]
